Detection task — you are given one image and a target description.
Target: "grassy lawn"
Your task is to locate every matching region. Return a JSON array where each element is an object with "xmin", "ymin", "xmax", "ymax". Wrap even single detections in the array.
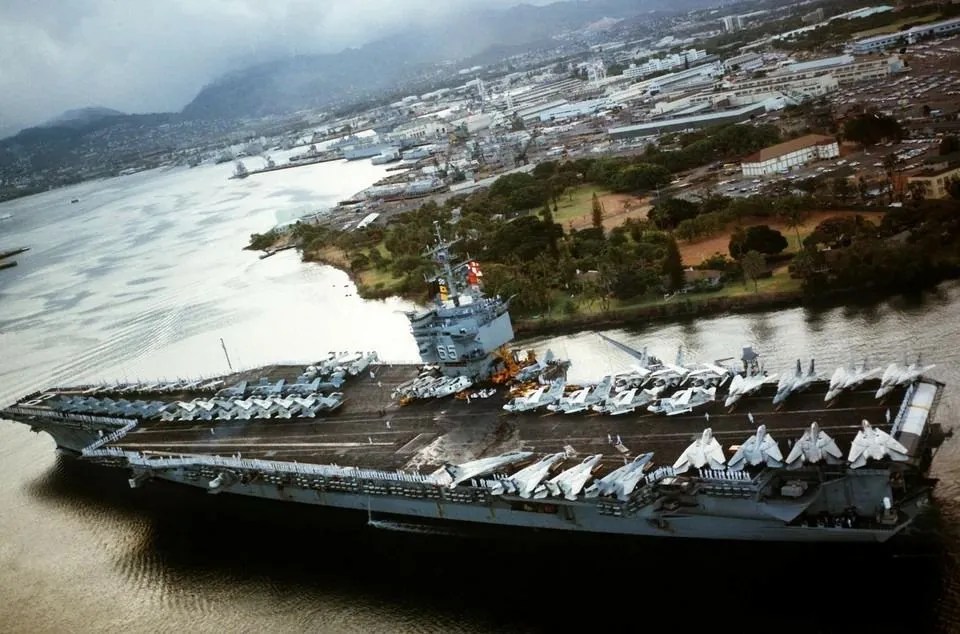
[
  {"xmin": 548, "ymin": 267, "xmax": 802, "ymax": 318},
  {"xmin": 854, "ymin": 13, "xmax": 941, "ymax": 38},
  {"xmin": 701, "ymin": 266, "xmax": 802, "ymax": 298},
  {"xmin": 359, "ymin": 266, "xmax": 404, "ymax": 292},
  {"xmin": 552, "ymin": 185, "xmax": 609, "ymax": 224},
  {"xmin": 357, "ymin": 241, "xmax": 404, "ymax": 293}
]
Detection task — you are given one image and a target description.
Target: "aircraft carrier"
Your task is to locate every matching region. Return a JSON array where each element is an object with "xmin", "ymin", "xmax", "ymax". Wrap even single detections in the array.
[{"xmin": 1, "ymin": 227, "xmax": 952, "ymax": 543}]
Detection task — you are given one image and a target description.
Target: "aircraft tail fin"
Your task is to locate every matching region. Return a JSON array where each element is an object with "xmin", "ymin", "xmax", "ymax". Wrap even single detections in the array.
[
  {"xmin": 593, "ymin": 376, "xmax": 613, "ymax": 401},
  {"xmin": 548, "ymin": 379, "xmax": 565, "ymax": 399},
  {"xmin": 795, "ymin": 359, "xmax": 802, "ymax": 377},
  {"xmin": 808, "ymin": 359, "xmax": 815, "ymax": 376}
]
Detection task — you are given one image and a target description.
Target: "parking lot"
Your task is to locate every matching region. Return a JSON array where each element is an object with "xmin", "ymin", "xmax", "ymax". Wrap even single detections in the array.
[{"xmin": 669, "ymin": 134, "xmax": 941, "ymax": 201}]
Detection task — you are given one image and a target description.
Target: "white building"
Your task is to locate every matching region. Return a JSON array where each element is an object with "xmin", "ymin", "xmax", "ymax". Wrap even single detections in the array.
[
  {"xmin": 711, "ymin": 74, "xmax": 838, "ymax": 106},
  {"xmin": 850, "ymin": 17, "xmax": 960, "ymax": 53},
  {"xmin": 388, "ymin": 118, "xmax": 448, "ymax": 141},
  {"xmin": 450, "ymin": 113, "xmax": 494, "ymax": 133},
  {"xmin": 723, "ymin": 52, "xmax": 764, "ymax": 73},
  {"xmin": 537, "ymin": 98, "xmax": 613, "ymax": 122},
  {"xmin": 622, "ymin": 49, "xmax": 708, "ymax": 80},
  {"xmin": 721, "ymin": 15, "xmax": 743, "ymax": 32},
  {"xmin": 740, "ymin": 134, "xmax": 839, "ymax": 177}
]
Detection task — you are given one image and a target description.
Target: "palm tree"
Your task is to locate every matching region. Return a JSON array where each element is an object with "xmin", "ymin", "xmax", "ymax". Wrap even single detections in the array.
[
  {"xmin": 777, "ymin": 199, "xmax": 806, "ymax": 250},
  {"xmin": 883, "ymin": 153, "xmax": 900, "ymax": 203}
]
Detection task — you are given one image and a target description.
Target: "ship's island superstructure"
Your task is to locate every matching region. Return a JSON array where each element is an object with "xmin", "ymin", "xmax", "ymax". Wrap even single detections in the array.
[{"xmin": 1, "ymin": 227, "xmax": 952, "ymax": 543}]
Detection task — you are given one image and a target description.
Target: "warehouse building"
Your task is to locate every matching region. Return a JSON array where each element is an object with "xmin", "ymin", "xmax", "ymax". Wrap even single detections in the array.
[
  {"xmin": 608, "ymin": 103, "xmax": 767, "ymax": 139},
  {"xmin": 849, "ymin": 17, "xmax": 960, "ymax": 53},
  {"xmin": 740, "ymin": 134, "xmax": 839, "ymax": 177}
]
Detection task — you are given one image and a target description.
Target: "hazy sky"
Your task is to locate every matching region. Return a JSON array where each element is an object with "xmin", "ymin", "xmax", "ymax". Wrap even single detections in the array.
[{"xmin": 0, "ymin": 0, "xmax": 549, "ymax": 131}]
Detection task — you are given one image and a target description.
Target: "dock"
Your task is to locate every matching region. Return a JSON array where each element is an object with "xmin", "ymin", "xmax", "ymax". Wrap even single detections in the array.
[
  {"xmin": 258, "ymin": 245, "xmax": 297, "ymax": 260},
  {"xmin": 248, "ymin": 154, "xmax": 342, "ymax": 176}
]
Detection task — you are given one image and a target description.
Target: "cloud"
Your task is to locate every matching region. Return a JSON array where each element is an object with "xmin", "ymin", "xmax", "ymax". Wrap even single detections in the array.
[{"xmin": 0, "ymin": 0, "xmax": 545, "ymax": 129}]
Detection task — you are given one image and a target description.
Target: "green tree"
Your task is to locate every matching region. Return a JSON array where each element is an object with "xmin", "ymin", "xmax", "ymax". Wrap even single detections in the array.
[
  {"xmin": 940, "ymin": 135, "xmax": 960, "ymax": 155},
  {"xmin": 778, "ymin": 203, "xmax": 807, "ymax": 249},
  {"xmin": 662, "ymin": 237, "xmax": 685, "ymax": 292},
  {"xmin": 741, "ymin": 250, "xmax": 765, "ymax": 292},
  {"xmin": 591, "ymin": 192, "xmax": 604, "ymax": 230},
  {"xmin": 731, "ymin": 225, "xmax": 789, "ymax": 257},
  {"xmin": 649, "ymin": 197, "xmax": 699, "ymax": 230},
  {"xmin": 842, "ymin": 113, "xmax": 903, "ymax": 147},
  {"xmin": 541, "ymin": 200, "xmax": 559, "ymax": 256},
  {"xmin": 541, "ymin": 199, "xmax": 554, "ymax": 225}
]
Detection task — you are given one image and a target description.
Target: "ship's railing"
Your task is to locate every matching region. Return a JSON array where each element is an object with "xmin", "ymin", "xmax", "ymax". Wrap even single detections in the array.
[
  {"xmin": 2, "ymin": 406, "xmax": 133, "ymax": 428},
  {"xmin": 644, "ymin": 466, "xmax": 676, "ymax": 484},
  {"xmin": 81, "ymin": 448, "xmax": 438, "ymax": 484},
  {"xmin": 696, "ymin": 468, "xmax": 752, "ymax": 482},
  {"xmin": 891, "ymin": 383, "xmax": 917, "ymax": 437},
  {"xmin": 81, "ymin": 420, "xmax": 138, "ymax": 454}
]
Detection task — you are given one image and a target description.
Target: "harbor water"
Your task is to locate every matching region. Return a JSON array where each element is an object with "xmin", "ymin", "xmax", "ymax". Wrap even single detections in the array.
[{"xmin": 2, "ymin": 160, "xmax": 960, "ymax": 633}]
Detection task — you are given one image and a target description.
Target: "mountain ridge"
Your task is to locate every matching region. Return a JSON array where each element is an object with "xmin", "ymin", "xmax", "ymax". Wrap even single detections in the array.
[
  {"xmin": 181, "ymin": 0, "xmax": 678, "ymax": 120},
  {"xmin": 43, "ymin": 107, "xmax": 127, "ymax": 128}
]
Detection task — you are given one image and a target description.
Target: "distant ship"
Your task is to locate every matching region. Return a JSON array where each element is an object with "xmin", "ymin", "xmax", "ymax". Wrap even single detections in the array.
[
  {"xmin": 371, "ymin": 149, "xmax": 401, "ymax": 165},
  {"xmin": 2, "ymin": 228, "xmax": 951, "ymax": 543},
  {"xmin": 342, "ymin": 138, "xmax": 404, "ymax": 161}
]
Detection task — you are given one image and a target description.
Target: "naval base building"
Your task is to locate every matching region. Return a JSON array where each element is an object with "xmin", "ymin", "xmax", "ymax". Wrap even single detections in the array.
[{"xmin": 740, "ymin": 134, "xmax": 839, "ymax": 177}]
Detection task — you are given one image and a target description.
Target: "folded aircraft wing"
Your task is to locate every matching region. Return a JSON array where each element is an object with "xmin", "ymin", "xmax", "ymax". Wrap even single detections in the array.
[{"xmin": 759, "ymin": 434, "xmax": 783, "ymax": 462}]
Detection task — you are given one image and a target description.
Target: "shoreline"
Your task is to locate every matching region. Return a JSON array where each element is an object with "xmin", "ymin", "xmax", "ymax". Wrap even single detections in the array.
[
  {"xmin": 259, "ymin": 244, "xmax": 954, "ymax": 339},
  {"xmin": 512, "ymin": 290, "xmax": 806, "ymax": 337}
]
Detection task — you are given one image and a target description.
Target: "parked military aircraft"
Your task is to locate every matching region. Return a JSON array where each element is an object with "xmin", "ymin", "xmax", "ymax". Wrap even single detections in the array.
[
  {"xmin": 673, "ymin": 428, "xmax": 726, "ymax": 472},
  {"xmin": 784, "ymin": 422, "xmax": 843, "ymax": 469},
  {"xmin": 727, "ymin": 424, "xmax": 784, "ymax": 470},
  {"xmin": 647, "ymin": 386, "xmax": 716, "ymax": 416},
  {"xmin": 772, "ymin": 359, "xmax": 818, "ymax": 406},
  {"xmin": 547, "ymin": 376, "xmax": 612, "ymax": 414},
  {"xmin": 876, "ymin": 355, "xmax": 936, "ymax": 399},
  {"xmin": 824, "ymin": 358, "xmax": 883, "ymax": 402},
  {"xmin": 502, "ymin": 379, "xmax": 566, "ymax": 413},
  {"xmin": 724, "ymin": 366, "xmax": 776, "ymax": 409},
  {"xmin": 847, "ymin": 420, "xmax": 910, "ymax": 469}
]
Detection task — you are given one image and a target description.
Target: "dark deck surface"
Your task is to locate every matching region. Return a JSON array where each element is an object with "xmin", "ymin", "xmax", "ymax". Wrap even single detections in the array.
[{"xmin": 102, "ymin": 364, "xmax": 909, "ymax": 477}]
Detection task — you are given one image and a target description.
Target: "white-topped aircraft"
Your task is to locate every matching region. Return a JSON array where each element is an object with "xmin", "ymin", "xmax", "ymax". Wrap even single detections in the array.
[
  {"xmin": 504, "ymin": 452, "xmax": 567, "ymax": 498},
  {"xmin": 876, "ymin": 355, "xmax": 936, "ymax": 399},
  {"xmin": 545, "ymin": 454, "xmax": 603, "ymax": 500},
  {"xmin": 727, "ymin": 424, "xmax": 784, "ymax": 470},
  {"xmin": 724, "ymin": 366, "xmax": 777, "ymax": 409},
  {"xmin": 647, "ymin": 386, "xmax": 716, "ymax": 416},
  {"xmin": 784, "ymin": 422, "xmax": 843, "ymax": 469},
  {"xmin": 592, "ymin": 387, "xmax": 660, "ymax": 415},
  {"xmin": 503, "ymin": 379, "xmax": 566, "ymax": 413},
  {"xmin": 673, "ymin": 428, "xmax": 726, "ymax": 473},
  {"xmin": 824, "ymin": 358, "xmax": 883, "ymax": 402},
  {"xmin": 772, "ymin": 359, "xmax": 818, "ymax": 406},
  {"xmin": 848, "ymin": 420, "xmax": 910, "ymax": 469},
  {"xmin": 547, "ymin": 376, "xmax": 612, "ymax": 414}
]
